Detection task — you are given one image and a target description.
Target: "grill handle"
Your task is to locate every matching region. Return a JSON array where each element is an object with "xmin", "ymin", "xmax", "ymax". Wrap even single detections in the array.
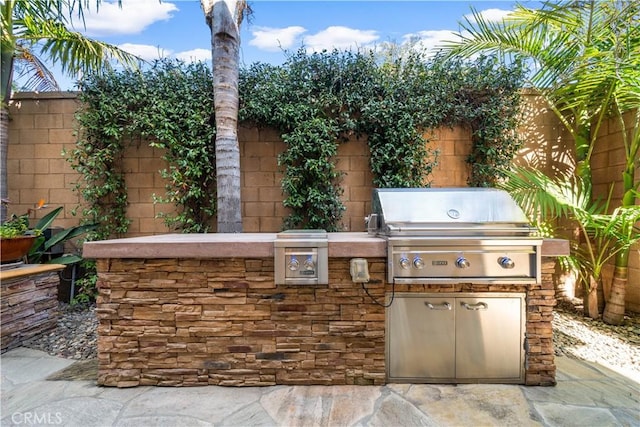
[
  {"xmin": 461, "ymin": 302, "xmax": 488, "ymax": 311},
  {"xmin": 366, "ymin": 214, "xmax": 378, "ymax": 234},
  {"xmin": 425, "ymin": 301, "xmax": 452, "ymax": 310},
  {"xmin": 385, "ymin": 224, "xmax": 536, "ymax": 236}
]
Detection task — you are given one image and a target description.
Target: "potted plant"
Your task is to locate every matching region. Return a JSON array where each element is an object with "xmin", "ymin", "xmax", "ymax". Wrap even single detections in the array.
[
  {"xmin": 1, "ymin": 199, "xmax": 48, "ymax": 263},
  {"xmin": 1, "ymin": 200, "xmax": 97, "ymax": 264}
]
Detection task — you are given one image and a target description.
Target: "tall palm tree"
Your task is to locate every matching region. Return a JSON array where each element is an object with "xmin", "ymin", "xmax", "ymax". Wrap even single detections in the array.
[
  {"xmin": 201, "ymin": 0, "xmax": 248, "ymax": 233},
  {"xmin": 440, "ymin": 0, "xmax": 640, "ymax": 323},
  {"xmin": 1, "ymin": 0, "xmax": 140, "ymax": 222}
]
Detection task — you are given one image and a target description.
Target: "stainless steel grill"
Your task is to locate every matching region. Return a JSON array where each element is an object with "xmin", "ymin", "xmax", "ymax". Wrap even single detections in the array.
[{"xmin": 367, "ymin": 188, "xmax": 542, "ymax": 285}]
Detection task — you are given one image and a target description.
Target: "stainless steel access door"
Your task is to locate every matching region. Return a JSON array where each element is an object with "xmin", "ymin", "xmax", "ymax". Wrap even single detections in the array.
[
  {"xmin": 387, "ymin": 296, "xmax": 455, "ymax": 380},
  {"xmin": 386, "ymin": 293, "xmax": 525, "ymax": 383},
  {"xmin": 455, "ymin": 296, "xmax": 524, "ymax": 380}
]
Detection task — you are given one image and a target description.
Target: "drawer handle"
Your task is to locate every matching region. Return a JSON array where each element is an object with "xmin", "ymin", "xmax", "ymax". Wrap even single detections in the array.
[
  {"xmin": 425, "ymin": 302, "xmax": 452, "ymax": 310},
  {"xmin": 461, "ymin": 302, "xmax": 488, "ymax": 311}
]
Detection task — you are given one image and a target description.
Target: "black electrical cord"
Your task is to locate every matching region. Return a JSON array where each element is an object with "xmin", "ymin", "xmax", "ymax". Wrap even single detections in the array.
[{"xmin": 361, "ymin": 280, "xmax": 395, "ymax": 308}]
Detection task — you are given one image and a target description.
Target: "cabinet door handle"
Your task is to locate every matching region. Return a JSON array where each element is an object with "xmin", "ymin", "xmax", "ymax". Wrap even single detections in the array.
[
  {"xmin": 461, "ymin": 302, "xmax": 488, "ymax": 311},
  {"xmin": 425, "ymin": 302, "xmax": 452, "ymax": 310}
]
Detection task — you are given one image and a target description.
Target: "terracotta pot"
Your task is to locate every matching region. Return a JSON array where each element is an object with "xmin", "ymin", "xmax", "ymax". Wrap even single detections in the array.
[{"xmin": 1, "ymin": 236, "xmax": 37, "ymax": 263}]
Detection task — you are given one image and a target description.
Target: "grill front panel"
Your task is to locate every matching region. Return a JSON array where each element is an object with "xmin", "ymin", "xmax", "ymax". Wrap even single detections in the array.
[{"xmin": 388, "ymin": 241, "xmax": 541, "ymax": 284}]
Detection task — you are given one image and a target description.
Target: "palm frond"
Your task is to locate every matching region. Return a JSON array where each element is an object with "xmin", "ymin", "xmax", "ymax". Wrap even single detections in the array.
[
  {"xmin": 598, "ymin": 206, "xmax": 640, "ymax": 249},
  {"xmin": 4, "ymin": 0, "xmax": 137, "ymax": 95},
  {"xmin": 500, "ymin": 165, "xmax": 640, "ymax": 285},
  {"xmin": 12, "ymin": 0, "xmax": 120, "ymax": 27},
  {"xmin": 20, "ymin": 17, "xmax": 142, "ymax": 78},
  {"xmin": 442, "ymin": 0, "xmax": 639, "ymax": 120},
  {"xmin": 13, "ymin": 44, "xmax": 60, "ymax": 92},
  {"xmin": 499, "ymin": 166, "xmax": 593, "ymax": 222}
]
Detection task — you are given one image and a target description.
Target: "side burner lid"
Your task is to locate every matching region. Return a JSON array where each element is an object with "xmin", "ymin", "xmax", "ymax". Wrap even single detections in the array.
[{"xmin": 276, "ymin": 229, "xmax": 328, "ymax": 240}]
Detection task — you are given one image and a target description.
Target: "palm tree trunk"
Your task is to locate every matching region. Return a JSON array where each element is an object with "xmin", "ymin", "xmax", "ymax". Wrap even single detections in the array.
[
  {"xmin": 583, "ymin": 275, "xmax": 602, "ymax": 319},
  {"xmin": 1, "ymin": 33, "xmax": 14, "ymax": 224},
  {"xmin": 596, "ymin": 275, "xmax": 605, "ymax": 314},
  {"xmin": 202, "ymin": 0, "xmax": 244, "ymax": 233},
  {"xmin": 603, "ymin": 156, "xmax": 638, "ymax": 325},
  {"xmin": 603, "ymin": 265, "xmax": 627, "ymax": 325},
  {"xmin": 0, "ymin": 106, "xmax": 8, "ymax": 222},
  {"xmin": 574, "ymin": 125, "xmax": 593, "ymax": 202}
]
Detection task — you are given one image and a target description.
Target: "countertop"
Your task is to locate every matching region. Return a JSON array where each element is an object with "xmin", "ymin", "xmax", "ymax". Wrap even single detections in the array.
[
  {"xmin": 82, "ymin": 233, "xmax": 569, "ymax": 259},
  {"xmin": 0, "ymin": 263, "xmax": 66, "ymax": 281}
]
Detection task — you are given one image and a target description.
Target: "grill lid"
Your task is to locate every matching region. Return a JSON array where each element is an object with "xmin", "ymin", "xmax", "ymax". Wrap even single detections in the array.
[{"xmin": 369, "ymin": 188, "xmax": 535, "ymax": 236}]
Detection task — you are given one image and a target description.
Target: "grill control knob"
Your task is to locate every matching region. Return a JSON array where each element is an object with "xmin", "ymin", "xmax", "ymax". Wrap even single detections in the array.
[
  {"xmin": 288, "ymin": 257, "xmax": 300, "ymax": 271},
  {"xmin": 498, "ymin": 256, "xmax": 515, "ymax": 269},
  {"xmin": 413, "ymin": 257, "xmax": 425, "ymax": 269},
  {"xmin": 304, "ymin": 256, "xmax": 315, "ymax": 271},
  {"xmin": 399, "ymin": 257, "xmax": 411, "ymax": 269},
  {"xmin": 455, "ymin": 257, "xmax": 470, "ymax": 269}
]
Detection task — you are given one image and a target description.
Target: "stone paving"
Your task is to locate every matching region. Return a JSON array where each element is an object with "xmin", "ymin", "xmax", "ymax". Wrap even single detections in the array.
[{"xmin": 1, "ymin": 347, "xmax": 638, "ymax": 426}]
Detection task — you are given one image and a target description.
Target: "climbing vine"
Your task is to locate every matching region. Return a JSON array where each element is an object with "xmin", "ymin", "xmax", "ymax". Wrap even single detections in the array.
[
  {"xmin": 71, "ymin": 71, "xmax": 133, "ymax": 240},
  {"xmin": 71, "ymin": 51, "xmax": 526, "ymax": 235},
  {"xmin": 137, "ymin": 61, "xmax": 217, "ymax": 232},
  {"xmin": 240, "ymin": 50, "xmax": 377, "ymax": 230},
  {"xmin": 433, "ymin": 55, "xmax": 527, "ymax": 187},
  {"xmin": 359, "ymin": 52, "xmax": 446, "ymax": 188},
  {"xmin": 240, "ymin": 50, "xmax": 526, "ymax": 227},
  {"xmin": 69, "ymin": 59, "xmax": 216, "ymax": 238}
]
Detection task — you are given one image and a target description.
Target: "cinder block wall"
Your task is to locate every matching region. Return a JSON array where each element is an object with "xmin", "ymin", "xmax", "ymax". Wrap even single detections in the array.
[
  {"xmin": 516, "ymin": 92, "xmax": 576, "ymax": 179},
  {"xmin": 6, "ymin": 92, "xmax": 639, "ymax": 311},
  {"xmin": 591, "ymin": 109, "xmax": 640, "ymax": 312},
  {"xmin": 6, "ymin": 93, "xmax": 82, "ymax": 232},
  {"xmin": 6, "ymin": 92, "xmax": 473, "ymax": 234}
]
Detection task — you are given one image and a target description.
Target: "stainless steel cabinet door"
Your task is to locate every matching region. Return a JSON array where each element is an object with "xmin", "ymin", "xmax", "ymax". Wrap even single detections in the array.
[
  {"xmin": 388, "ymin": 297, "xmax": 455, "ymax": 380},
  {"xmin": 455, "ymin": 297, "xmax": 523, "ymax": 380}
]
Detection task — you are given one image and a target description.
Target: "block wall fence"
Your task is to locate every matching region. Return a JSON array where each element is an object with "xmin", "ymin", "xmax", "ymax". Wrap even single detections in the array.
[{"xmin": 5, "ymin": 91, "xmax": 639, "ymax": 311}]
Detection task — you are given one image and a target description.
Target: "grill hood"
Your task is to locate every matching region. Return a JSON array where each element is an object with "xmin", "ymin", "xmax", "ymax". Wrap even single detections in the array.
[
  {"xmin": 369, "ymin": 188, "xmax": 541, "ymax": 284},
  {"xmin": 368, "ymin": 188, "xmax": 536, "ymax": 237}
]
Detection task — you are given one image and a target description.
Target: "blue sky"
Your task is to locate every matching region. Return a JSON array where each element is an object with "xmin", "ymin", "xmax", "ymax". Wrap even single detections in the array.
[{"xmin": 47, "ymin": 0, "xmax": 542, "ymax": 90}]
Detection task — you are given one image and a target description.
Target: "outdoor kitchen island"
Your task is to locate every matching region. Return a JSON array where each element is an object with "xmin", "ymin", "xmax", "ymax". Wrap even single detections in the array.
[{"xmin": 84, "ymin": 232, "xmax": 568, "ymax": 388}]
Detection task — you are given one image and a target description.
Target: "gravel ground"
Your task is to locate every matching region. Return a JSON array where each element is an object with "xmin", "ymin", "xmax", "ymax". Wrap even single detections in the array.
[
  {"xmin": 21, "ymin": 300, "xmax": 640, "ymax": 379},
  {"xmin": 553, "ymin": 299, "xmax": 640, "ymax": 379},
  {"xmin": 22, "ymin": 303, "xmax": 98, "ymax": 360}
]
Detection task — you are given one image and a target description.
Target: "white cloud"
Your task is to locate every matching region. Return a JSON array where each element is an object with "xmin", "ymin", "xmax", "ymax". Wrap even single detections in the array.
[
  {"xmin": 303, "ymin": 26, "xmax": 379, "ymax": 52},
  {"xmin": 118, "ymin": 45, "xmax": 211, "ymax": 64},
  {"xmin": 118, "ymin": 43, "xmax": 172, "ymax": 61},
  {"xmin": 248, "ymin": 25, "xmax": 379, "ymax": 54},
  {"xmin": 248, "ymin": 26, "xmax": 307, "ymax": 52},
  {"xmin": 398, "ymin": 8, "xmax": 513, "ymax": 57},
  {"xmin": 402, "ymin": 29, "xmax": 461, "ymax": 54},
  {"xmin": 75, "ymin": 0, "xmax": 178, "ymax": 36},
  {"xmin": 464, "ymin": 8, "xmax": 513, "ymax": 23},
  {"xmin": 175, "ymin": 48, "xmax": 212, "ymax": 63}
]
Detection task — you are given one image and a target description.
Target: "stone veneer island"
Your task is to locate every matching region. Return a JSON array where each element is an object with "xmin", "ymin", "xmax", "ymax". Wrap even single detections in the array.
[
  {"xmin": 83, "ymin": 233, "xmax": 568, "ymax": 388},
  {"xmin": 1, "ymin": 264, "xmax": 64, "ymax": 352}
]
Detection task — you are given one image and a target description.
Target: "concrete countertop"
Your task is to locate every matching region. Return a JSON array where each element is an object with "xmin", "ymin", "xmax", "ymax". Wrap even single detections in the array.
[
  {"xmin": 82, "ymin": 233, "xmax": 568, "ymax": 259},
  {"xmin": 0, "ymin": 264, "xmax": 66, "ymax": 281}
]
